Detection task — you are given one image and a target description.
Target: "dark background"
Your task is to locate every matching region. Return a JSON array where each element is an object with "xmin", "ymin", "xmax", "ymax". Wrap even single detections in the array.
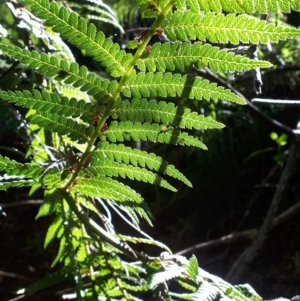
[{"xmin": 0, "ymin": 2, "xmax": 300, "ymax": 300}]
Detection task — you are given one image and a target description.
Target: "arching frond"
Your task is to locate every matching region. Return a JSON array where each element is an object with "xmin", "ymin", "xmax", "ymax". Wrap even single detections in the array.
[
  {"xmin": 0, "ymin": 178, "xmax": 35, "ymax": 190},
  {"xmin": 29, "ymin": 112, "xmax": 94, "ymax": 143},
  {"xmin": 150, "ymin": 267, "xmax": 185, "ymax": 289},
  {"xmin": 162, "ymin": 12, "xmax": 300, "ymax": 44},
  {"xmin": 44, "ymin": 216, "xmax": 63, "ymax": 248},
  {"xmin": 0, "ymin": 90, "xmax": 96, "ymax": 123},
  {"xmin": 118, "ymin": 234, "xmax": 172, "ymax": 254},
  {"xmin": 113, "ymin": 98, "xmax": 224, "ymax": 130},
  {"xmin": 0, "ymin": 45, "xmax": 116, "ymax": 102},
  {"xmin": 96, "ymin": 142, "xmax": 192, "ymax": 187},
  {"xmin": 192, "ymin": 282, "xmax": 221, "ymax": 301},
  {"xmin": 0, "ymin": 155, "xmax": 42, "ymax": 179},
  {"xmin": 104, "ymin": 121, "xmax": 207, "ymax": 149},
  {"xmin": 137, "ymin": 42, "xmax": 272, "ymax": 73},
  {"xmin": 89, "ymin": 160, "xmax": 177, "ymax": 192},
  {"xmin": 75, "ymin": 177, "xmax": 143, "ymax": 204},
  {"xmin": 122, "ymin": 72, "xmax": 245, "ymax": 104},
  {"xmin": 24, "ymin": 0, "xmax": 132, "ymax": 77},
  {"xmin": 183, "ymin": 0, "xmax": 300, "ymax": 14}
]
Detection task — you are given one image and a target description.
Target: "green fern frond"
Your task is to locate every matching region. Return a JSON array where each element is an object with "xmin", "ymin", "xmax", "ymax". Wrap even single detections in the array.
[
  {"xmin": 113, "ymin": 99, "xmax": 224, "ymax": 130},
  {"xmin": 192, "ymin": 282, "xmax": 221, "ymax": 301},
  {"xmin": 0, "ymin": 45, "xmax": 116, "ymax": 102},
  {"xmin": 44, "ymin": 216, "xmax": 63, "ymax": 249},
  {"xmin": 0, "ymin": 90, "xmax": 96, "ymax": 123},
  {"xmin": 76, "ymin": 243, "xmax": 88, "ymax": 262},
  {"xmin": 75, "ymin": 177, "xmax": 143, "ymax": 204},
  {"xmin": 35, "ymin": 200, "xmax": 56, "ymax": 219},
  {"xmin": 162, "ymin": 12, "xmax": 300, "ymax": 44},
  {"xmin": 24, "ymin": 0, "xmax": 132, "ymax": 77},
  {"xmin": 29, "ymin": 112, "xmax": 94, "ymax": 143},
  {"xmin": 184, "ymin": 0, "xmax": 300, "ymax": 14},
  {"xmin": 150, "ymin": 267, "xmax": 185, "ymax": 289},
  {"xmin": 0, "ymin": 178, "xmax": 35, "ymax": 190},
  {"xmin": 123, "ymin": 72, "xmax": 245, "ymax": 104},
  {"xmin": 52, "ymin": 235, "xmax": 66, "ymax": 267},
  {"xmin": 0, "ymin": 155, "xmax": 42, "ymax": 178},
  {"xmin": 137, "ymin": 42, "xmax": 272, "ymax": 73},
  {"xmin": 230, "ymin": 284, "xmax": 262, "ymax": 301},
  {"xmin": 96, "ymin": 142, "xmax": 192, "ymax": 187},
  {"xmin": 104, "ymin": 121, "xmax": 207, "ymax": 149},
  {"xmin": 187, "ymin": 255, "xmax": 199, "ymax": 283},
  {"xmin": 89, "ymin": 160, "xmax": 177, "ymax": 192},
  {"xmin": 118, "ymin": 234, "xmax": 172, "ymax": 254},
  {"xmin": 21, "ymin": 268, "xmax": 70, "ymax": 294},
  {"xmin": 59, "ymin": 86, "xmax": 90, "ymax": 103},
  {"xmin": 117, "ymin": 279, "xmax": 148, "ymax": 292}
]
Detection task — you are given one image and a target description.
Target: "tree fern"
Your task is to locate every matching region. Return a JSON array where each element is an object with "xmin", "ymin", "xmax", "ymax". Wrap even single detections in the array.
[{"xmin": 1, "ymin": 0, "xmax": 299, "ymax": 300}]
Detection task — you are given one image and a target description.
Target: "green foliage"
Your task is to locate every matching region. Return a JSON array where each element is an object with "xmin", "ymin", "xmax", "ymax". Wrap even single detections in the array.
[{"xmin": 0, "ymin": 0, "xmax": 299, "ymax": 300}]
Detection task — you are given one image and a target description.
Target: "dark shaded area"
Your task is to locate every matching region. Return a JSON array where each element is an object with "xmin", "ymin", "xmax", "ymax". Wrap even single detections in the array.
[{"xmin": 1, "ymin": 3, "xmax": 300, "ymax": 301}]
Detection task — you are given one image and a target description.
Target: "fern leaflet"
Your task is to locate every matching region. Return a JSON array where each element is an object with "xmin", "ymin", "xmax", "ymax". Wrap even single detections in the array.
[
  {"xmin": 184, "ymin": 0, "xmax": 300, "ymax": 14},
  {"xmin": 89, "ymin": 160, "xmax": 177, "ymax": 192},
  {"xmin": 0, "ymin": 90, "xmax": 97, "ymax": 123},
  {"xmin": 0, "ymin": 45, "xmax": 116, "ymax": 102},
  {"xmin": 137, "ymin": 42, "xmax": 272, "ymax": 73},
  {"xmin": 162, "ymin": 12, "xmax": 300, "ymax": 44},
  {"xmin": 96, "ymin": 141, "xmax": 192, "ymax": 187},
  {"xmin": 113, "ymin": 98, "xmax": 224, "ymax": 130},
  {"xmin": 104, "ymin": 121, "xmax": 207, "ymax": 149},
  {"xmin": 123, "ymin": 72, "xmax": 245, "ymax": 104},
  {"xmin": 29, "ymin": 112, "xmax": 94, "ymax": 143},
  {"xmin": 24, "ymin": 0, "xmax": 132, "ymax": 77}
]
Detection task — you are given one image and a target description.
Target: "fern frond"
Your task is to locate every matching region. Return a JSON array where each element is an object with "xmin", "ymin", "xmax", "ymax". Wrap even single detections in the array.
[
  {"xmin": 123, "ymin": 72, "xmax": 245, "ymax": 104},
  {"xmin": 89, "ymin": 160, "xmax": 177, "ymax": 192},
  {"xmin": 75, "ymin": 177, "xmax": 143, "ymax": 204},
  {"xmin": 24, "ymin": 0, "xmax": 131, "ymax": 77},
  {"xmin": 150, "ymin": 267, "xmax": 185, "ymax": 289},
  {"xmin": 0, "ymin": 90, "xmax": 96, "ymax": 123},
  {"xmin": 76, "ymin": 242, "xmax": 88, "ymax": 262},
  {"xmin": 184, "ymin": 0, "xmax": 300, "ymax": 14},
  {"xmin": 35, "ymin": 193, "xmax": 60, "ymax": 219},
  {"xmin": 96, "ymin": 142, "xmax": 192, "ymax": 187},
  {"xmin": 0, "ymin": 178, "xmax": 35, "ymax": 190},
  {"xmin": 29, "ymin": 112, "xmax": 94, "ymax": 143},
  {"xmin": 52, "ymin": 235, "xmax": 66, "ymax": 267},
  {"xmin": 162, "ymin": 12, "xmax": 300, "ymax": 45},
  {"xmin": 21, "ymin": 268, "xmax": 70, "ymax": 294},
  {"xmin": 137, "ymin": 42, "xmax": 272, "ymax": 73},
  {"xmin": 44, "ymin": 216, "xmax": 63, "ymax": 249},
  {"xmin": 0, "ymin": 155, "xmax": 42, "ymax": 178},
  {"xmin": 113, "ymin": 98, "xmax": 224, "ymax": 130},
  {"xmin": 187, "ymin": 255, "xmax": 199, "ymax": 283},
  {"xmin": 118, "ymin": 234, "xmax": 172, "ymax": 254},
  {"xmin": 104, "ymin": 121, "xmax": 207, "ymax": 149},
  {"xmin": 0, "ymin": 45, "xmax": 116, "ymax": 102},
  {"xmin": 192, "ymin": 282, "xmax": 221, "ymax": 301}
]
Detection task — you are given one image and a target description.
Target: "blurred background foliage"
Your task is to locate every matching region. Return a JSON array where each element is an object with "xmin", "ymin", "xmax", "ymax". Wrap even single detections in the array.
[{"xmin": 0, "ymin": 0, "xmax": 300, "ymax": 299}]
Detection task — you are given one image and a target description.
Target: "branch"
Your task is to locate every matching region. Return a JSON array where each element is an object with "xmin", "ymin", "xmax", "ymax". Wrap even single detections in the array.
[
  {"xmin": 0, "ymin": 200, "xmax": 43, "ymax": 208},
  {"xmin": 196, "ymin": 68, "xmax": 297, "ymax": 137},
  {"xmin": 175, "ymin": 199, "xmax": 300, "ymax": 256},
  {"xmin": 252, "ymin": 98, "xmax": 300, "ymax": 105},
  {"xmin": 225, "ymin": 141, "xmax": 300, "ymax": 283}
]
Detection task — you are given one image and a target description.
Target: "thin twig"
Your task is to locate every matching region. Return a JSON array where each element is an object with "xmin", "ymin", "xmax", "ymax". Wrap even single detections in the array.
[
  {"xmin": 0, "ymin": 200, "xmax": 43, "ymax": 208},
  {"xmin": 252, "ymin": 98, "xmax": 300, "ymax": 105},
  {"xmin": 196, "ymin": 68, "xmax": 297, "ymax": 137},
  {"xmin": 175, "ymin": 199, "xmax": 300, "ymax": 256},
  {"xmin": 225, "ymin": 141, "xmax": 300, "ymax": 283},
  {"xmin": 0, "ymin": 270, "xmax": 32, "ymax": 281}
]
